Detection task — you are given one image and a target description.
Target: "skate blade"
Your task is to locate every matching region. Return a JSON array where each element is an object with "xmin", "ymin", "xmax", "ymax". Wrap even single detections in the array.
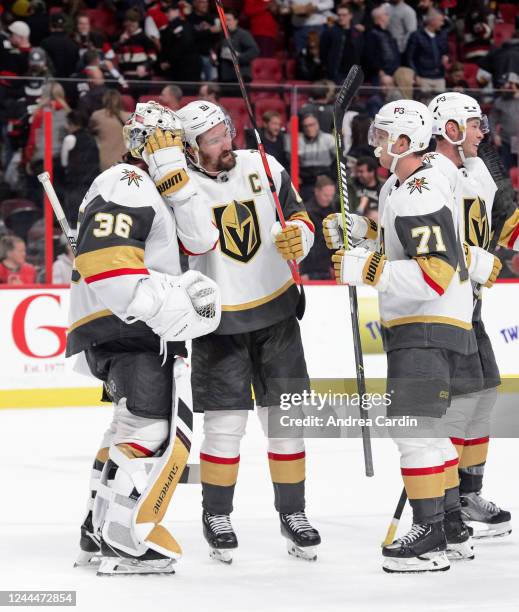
[
  {"xmin": 382, "ymin": 551, "xmax": 450, "ymax": 573},
  {"xmin": 96, "ymin": 557, "xmax": 176, "ymax": 576},
  {"xmin": 209, "ymin": 548, "xmax": 233, "ymax": 564},
  {"xmin": 446, "ymin": 539, "xmax": 475, "ymax": 561},
  {"xmin": 466, "ymin": 520, "xmax": 512, "ymax": 540},
  {"xmin": 286, "ymin": 540, "xmax": 317, "ymax": 562},
  {"xmin": 74, "ymin": 550, "xmax": 101, "ymax": 568}
]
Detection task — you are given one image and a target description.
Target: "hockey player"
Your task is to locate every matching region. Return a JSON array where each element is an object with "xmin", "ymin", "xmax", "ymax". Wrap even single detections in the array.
[
  {"xmin": 325, "ymin": 100, "xmax": 480, "ymax": 573},
  {"xmin": 426, "ymin": 92, "xmax": 519, "ymax": 538},
  {"xmin": 69, "ymin": 102, "xmax": 221, "ymax": 575},
  {"xmin": 143, "ymin": 99, "xmax": 320, "ymax": 563}
]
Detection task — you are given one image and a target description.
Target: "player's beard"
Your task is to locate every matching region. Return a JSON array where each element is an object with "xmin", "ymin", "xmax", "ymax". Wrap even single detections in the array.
[{"xmin": 217, "ymin": 150, "xmax": 236, "ymax": 172}]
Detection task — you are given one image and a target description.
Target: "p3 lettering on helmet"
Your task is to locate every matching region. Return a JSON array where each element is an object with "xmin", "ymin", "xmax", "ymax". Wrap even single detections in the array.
[
  {"xmin": 368, "ymin": 100, "xmax": 433, "ymax": 172},
  {"xmin": 428, "ymin": 92, "xmax": 488, "ymax": 146}
]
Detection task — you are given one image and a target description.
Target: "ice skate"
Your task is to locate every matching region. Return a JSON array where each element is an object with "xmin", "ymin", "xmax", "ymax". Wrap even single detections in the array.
[
  {"xmin": 96, "ymin": 542, "xmax": 176, "ymax": 576},
  {"xmin": 203, "ymin": 511, "xmax": 238, "ymax": 564},
  {"xmin": 74, "ymin": 511, "xmax": 101, "ymax": 568},
  {"xmin": 444, "ymin": 510, "xmax": 475, "ymax": 560},
  {"xmin": 461, "ymin": 492, "xmax": 512, "ymax": 539},
  {"xmin": 280, "ymin": 511, "xmax": 321, "ymax": 561},
  {"xmin": 382, "ymin": 522, "xmax": 450, "ymax": 573}
]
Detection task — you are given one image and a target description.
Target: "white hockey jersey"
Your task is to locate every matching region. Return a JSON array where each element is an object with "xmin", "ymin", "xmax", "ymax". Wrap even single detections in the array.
[
  {"xmin": 186, "ymin": 150, "xmax": 314, "ymax": 335},
  {"xmin": 425, "ymin": 151, "xmax": 519, "ymax": 320},
  {"xmin": 377, "ymin": 164, "xmax": 476, "ymax": 354},
  {"xmin": 67, "ymin": 162, "xmax": 218, "ymax": 356}
]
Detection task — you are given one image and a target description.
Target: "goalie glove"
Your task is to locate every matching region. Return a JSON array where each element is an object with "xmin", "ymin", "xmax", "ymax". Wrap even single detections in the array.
[
  {"xmin": 126, "ymin": 270, "xmax": 221, "ymax": 342},
  {"xmin": 465, "ymin": 244, "xmax": 502, "ymax": 288},
  {"xmin": 323, "ymin": 213, "xmax": 378, "ymax": 250},
  {"xmin": 332, "ymin": 247, "xmax": 389, "ymax": 291},
  {"xmin": 143, "ymin": 127, "xmax": 195, "ymax": 204},
  {"xmin": 271, "ymin": 220, "xmax": 313, "ymax": 262}
]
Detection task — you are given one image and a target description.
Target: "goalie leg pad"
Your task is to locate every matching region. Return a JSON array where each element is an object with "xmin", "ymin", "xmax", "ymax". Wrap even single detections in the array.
[{"xmin": 93, "ymin": 359, "xmax": 193, "ymax": 561}]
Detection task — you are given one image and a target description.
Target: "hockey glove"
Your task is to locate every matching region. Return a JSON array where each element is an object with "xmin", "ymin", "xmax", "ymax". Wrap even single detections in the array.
[
  {"xmin": 126, "ymin": 270, "xmax": 221, "ymax": 342},
  {"xmin": 332, "ymin": 247, "xmax": 389, "ymax": 291},
  {"xmin": 271, "ymin": 220, "xmax": 313, "ymax": 262},
  {"xmin": 323, "ymin": 213, "xmax": 378, "ymax": 250},
  {"xmin": 465, "ymin": 244, "xmax": 502, "ymax": 288},
  {"xmin": 143, "ymin": 128, "xmax": 195, "ymax": 204}
]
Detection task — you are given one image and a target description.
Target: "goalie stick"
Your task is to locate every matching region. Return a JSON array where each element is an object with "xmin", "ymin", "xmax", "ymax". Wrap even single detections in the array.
[
  {"xmin": 383, "ymin": 134, "xmax": 516, "ymax": 544},
  {"xmin": 37, "ymin": 172, "xmax": 200, "ymax": 484},
  {"xmin": 333, "ymin": 66, "xmax": 374, "ymax": 477}
]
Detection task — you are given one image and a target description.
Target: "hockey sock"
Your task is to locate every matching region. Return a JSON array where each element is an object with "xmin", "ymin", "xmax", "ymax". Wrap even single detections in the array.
[
  {"xmin": 267, "ymin": 447, "xmax": 306, "ymax": 514},
  {"xmin": 200, "ymin": 411, "xmax": 247, "ymax": 514}
]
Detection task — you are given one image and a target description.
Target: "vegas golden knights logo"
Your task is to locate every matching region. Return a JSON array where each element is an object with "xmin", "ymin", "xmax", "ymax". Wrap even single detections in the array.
[
  {"xmin": 213, "ymin": 200, "xmax": 261, "ymax": 263},
  {"xmin": 463, "ymin": 196, "xmax": 490, "ymax": 249}
]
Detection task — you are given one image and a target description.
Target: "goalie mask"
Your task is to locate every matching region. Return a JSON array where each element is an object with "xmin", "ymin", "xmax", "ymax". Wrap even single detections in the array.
[
  {"xmin": 368, "ymin": 100, "xmax": 432, "ymax": 173},
  {"xmin": 123, "ymin": 101, "xmax": 184, "ymax": 159},
  {"xmin": 176, "ymin": 100, "xmax": 236, "ymax": 174}
]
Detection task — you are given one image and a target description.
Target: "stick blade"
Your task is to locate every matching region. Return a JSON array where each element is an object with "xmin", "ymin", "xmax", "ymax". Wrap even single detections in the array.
[{"xmin": 334, "ymin": 65, "xmax": 364, "ymax": 117}]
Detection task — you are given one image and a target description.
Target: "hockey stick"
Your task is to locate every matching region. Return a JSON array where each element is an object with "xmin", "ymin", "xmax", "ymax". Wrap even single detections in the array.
[
  {"xmin": 38, "ymin": 171, "xmax": 77, "ymax": 253},
  {"xmin": 37, "ymin": 172, "xmax": 201, "ymax": 484},
  {"xmin": 213, "ymin": 0, "xmax": 303, "ymax": 286},
  {"xmin": 382, "ymin": 136, "xmax": 516, "ymax": 543},
  {"xmin": 333, "ymin": 66, "xmax": 374, "ymax": 477}
]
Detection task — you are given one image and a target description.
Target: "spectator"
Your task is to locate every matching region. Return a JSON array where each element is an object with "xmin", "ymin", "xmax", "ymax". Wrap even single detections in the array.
[
  {"xmin": 366, "ymin": 72, "xmax": 402, "ymax": 116},
  {"xmin": 463, "ymin": 3, "xmax": 493, "ymax": 61},
  {"xmin": 388, "ymin": 0, "xmax": 417, "ymax": 55},
  {"xmin": 446, "ymin": 62, "xmax": 469, "ymax": 92},
  {"xmin": 0, "ymin": 236, "xmax": 36, "ymax": 285},
  {"xmin": 160, "ymin": 2, "xmax": 202, "ymax": 85},
  {"xmin": 320, "ymin": 4, "xmax": 363, "ymax": 85},
  {"xmin": 243, "ymin": 0, "xmax": 279, "ymax": 58},
  {"xmin": 289, "ymin": 0, "xmax": 334, "ymax": 53},
  {"xmin": 41, "ymin": 13, "xmax": 79, "ymax": 78},
  {"xmin": 77, "ymin": 66, "xmax": 107, "ymax": 116},
  {"xmin": 299, "ymin": 80, "xmax": 335, "ymax": 132},
  {"xmin": 188, "ymin": 0, "xmax": 219, "ymax": 80},
  {"xmin": 73, "ymin": 12, "xmax": 115, "ymax": 62},
  {"xmin": 295, "ymin": 30, "xmax": 326, "ymax": 81},
  {"xmin": 24, "ymin": 82, "xmax": 69, "ymax": 200},
  {"xmin": 349, "ymin": 0, "xmax": 375, "ymax": 33},
  {"xmin": 90, "ymin": 89, "xmax": 131, "ymax": 171},
  {"xmin": 61, "ymin": 110, "xmax": 100, "ymax": 228},
  {"xmin": 347, "ymin": 156, "xmax": 381, "ymax": 220},
  {"xmin": 245, "ymin": 110, "xmax": 289, "ymax": 169},
  {"xmin": 161, "ymin": 84, "xmax": 183, "ymax": 111},
  {"xmin": 490, "ymin": 72, "xmax": 519, "ymax": 172},
  {"xmin": 198, "ymin": 82, "xmax": 221, "ymax": 103},
  {"xmin": 218, "ymin": 10, "xmax": 259, "ymax": 83},
  {"xmin": 300, "ymin": 175, "xmax": 337, "ymax": 280},
  {"xmin": 364, "ymin": 5, "xmax": 400, "ymax": 82},
  {"xmin": 347, "ymin": 113, "xmax": 373, "ymax": 160},
  {"xmin": 116, "ymin": 9, "xmax": 157, "ymax": 83},
  {"xmin": 145, "ymin": 0, "xmax": 171, "ymax": 48},
  {"xmin": 23, "ymin": 47, "xmax": 53, "ymax": 105},
  {"xmin": 52, "ymin": 236, "xmax": 74, "ymax": 284},
  {"xmin": 0, "ymin": 21, "xmax": 31, "ymax": 100},
  {"xmin": 296, "ymin": 111, "xmax": 336, "ymax": 200},
  {"xmin": 405, "ymin": 8, "xmax": 448, "ymax": 93},
  {"xmin": 478, "ymin": 30, "xmax": 519, "ymax": 88}
]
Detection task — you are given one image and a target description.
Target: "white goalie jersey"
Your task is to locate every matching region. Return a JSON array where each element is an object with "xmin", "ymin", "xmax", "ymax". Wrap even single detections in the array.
[{"xmin": 185, "ymin": 150, "xmax": 314, "ymax": 335}]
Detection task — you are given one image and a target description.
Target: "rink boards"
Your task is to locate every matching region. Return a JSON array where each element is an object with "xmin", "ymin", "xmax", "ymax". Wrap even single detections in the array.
[{"xmin": 0, "ymin": 283, "xmax": 518, "ymax": 408}]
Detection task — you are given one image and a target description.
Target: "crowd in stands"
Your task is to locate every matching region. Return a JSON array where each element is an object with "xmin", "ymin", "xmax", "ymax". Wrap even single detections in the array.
[{"xmin": 0, "ymin": 0, "xmax": 518, "ymax": 284}]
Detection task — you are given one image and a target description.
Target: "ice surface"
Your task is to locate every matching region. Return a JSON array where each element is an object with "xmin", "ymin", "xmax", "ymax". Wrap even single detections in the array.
[{"xmin": 0, "ymin": 406, "xmax": 517, "ymax": 612}]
